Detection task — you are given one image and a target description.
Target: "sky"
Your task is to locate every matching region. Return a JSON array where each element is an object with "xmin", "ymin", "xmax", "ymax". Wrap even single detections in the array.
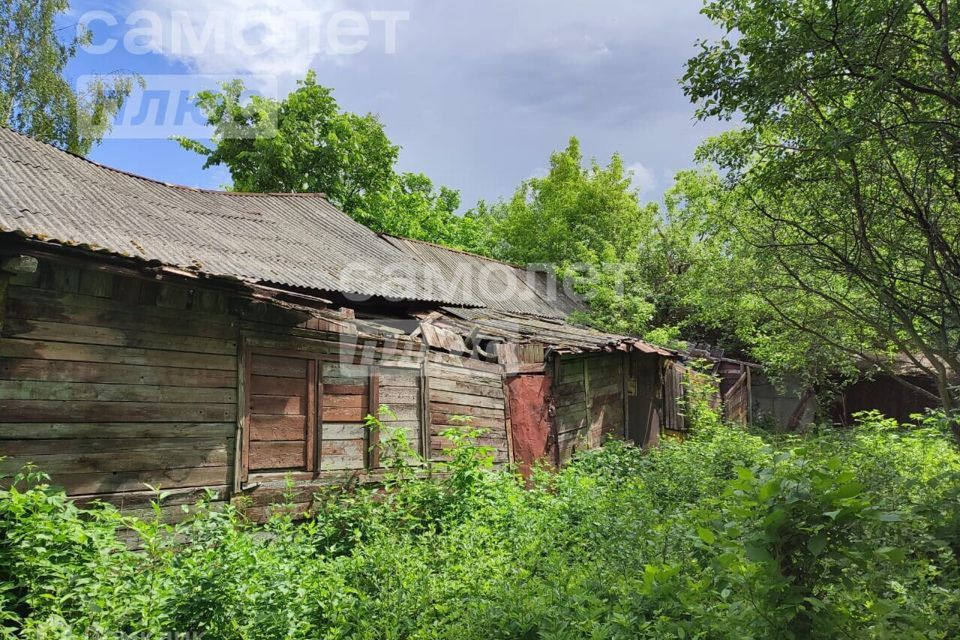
[{"xmin": 63, "ymin": 1, "xmax": 732, "ymax": 208}]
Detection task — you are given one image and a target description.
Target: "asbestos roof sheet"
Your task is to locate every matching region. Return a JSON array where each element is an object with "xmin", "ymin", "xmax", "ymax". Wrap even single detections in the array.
[
  {"xmin": 382, "ymin": 235, "xmax": 586, "ymax": 320},
  {"xmin": 0, "ymin": 127, "xmax": 472, "ymax": 305}
]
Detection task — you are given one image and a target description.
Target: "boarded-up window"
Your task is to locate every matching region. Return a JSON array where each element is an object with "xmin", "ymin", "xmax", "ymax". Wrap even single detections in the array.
[
  {"xmin": 243, "ymin": 352, "xmax": 423, "ymax": 479},
  {"xmin": 247, "ymin": 354, "xmax": 316, "ymax": 473},
  {"xmin": 321, "ymin": 363, "xmax": 370, "ymax": 472}
]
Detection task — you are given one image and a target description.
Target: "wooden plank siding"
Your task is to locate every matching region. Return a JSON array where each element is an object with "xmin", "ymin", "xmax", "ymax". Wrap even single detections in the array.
[
  {"xmin": 0, "ymin": 261, "xmax": 238, "ymax": 503},
  {"xmin": 424, "ymin": 352, "xmax": 510, "ymax": 463},
  {"xmin": 553, "ymin": 354, "xmax": 627, "ymax": 464}
]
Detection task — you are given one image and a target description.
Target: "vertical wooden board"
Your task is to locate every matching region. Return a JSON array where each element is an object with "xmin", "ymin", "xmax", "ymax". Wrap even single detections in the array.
[
  {"xmin": 111, "ymin": 275, "xmax": 142, "ymax": 305},
  {"xmin": 0, "ymin": 273, "xmax": 7, "ymax": 335},
  {"xmin": 305, "ymin": 360, "xmax": 317, "ymax": 472},
  {"xmin": 41, "ymin": 263, "xmax": 80, "ymax": 293},
  {"xmin": 368, "ymin": 367, "xmax": 380, "ymax": 468},
  {"xmin": 157, "ymin": 282, "xmax": 194, "ymax": 310},
  {"xmin": 237, "ymin": 346, "xmax": 249, "ymax": 488},
  {"xmin": 78, "ymin": 270, "xmax": 113, "ymax": 298}
]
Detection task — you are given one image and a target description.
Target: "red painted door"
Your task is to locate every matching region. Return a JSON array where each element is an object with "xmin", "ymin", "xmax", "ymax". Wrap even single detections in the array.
[{"xmin": 508, "ymin": 373, "xmax": 554, "ymax": 477}]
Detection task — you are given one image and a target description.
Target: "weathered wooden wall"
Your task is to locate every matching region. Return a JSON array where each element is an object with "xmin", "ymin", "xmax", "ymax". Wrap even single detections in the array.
[
  {"xmin": 554, "ymin": 354, "xmax": 626, "ymax": 464},
  {"xmin": 0, "ymin": 254, "xmax": 432, "ymax": 521},
  {"xmin": 626, "ymin": 353, "xmax": 663, "ymax": 449},
  {"xmin": 424, "ymin": 351, "xmax": 510, "ymax": 464},
  {"xmin": 235, "ymin": 305, "xmax": 425, "ymax": 517},
  {"xmin": 0, "ymin": 260, "xmax": 238, "ymax": 519}
]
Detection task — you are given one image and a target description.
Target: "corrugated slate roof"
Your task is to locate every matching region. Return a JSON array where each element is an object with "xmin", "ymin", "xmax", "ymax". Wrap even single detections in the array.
[
  {"xmin": 0, "ymin": 127, "xmax": 472, "ymax": 305},
  {"xmin": 382, "ymin": 235, "xmax": 586, "ymax": 319}
]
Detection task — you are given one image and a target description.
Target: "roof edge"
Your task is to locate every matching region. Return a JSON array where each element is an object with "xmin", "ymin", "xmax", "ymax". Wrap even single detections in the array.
[{"xmin": 1, "ymin": 126, "xmax": 328, "ymax": 199}]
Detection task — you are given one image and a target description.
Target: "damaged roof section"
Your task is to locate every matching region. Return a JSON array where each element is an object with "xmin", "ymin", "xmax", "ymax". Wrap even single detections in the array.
[
  {"xmin": 381, "ymin": 235, "xmax": 585, "ymax": 319},
  {"xmin": 422, "ymin": 307, "xmax": 679, "ymax": 360},
  {"xmin": 381, "ymin": 236, "xmax": 678, "ymax": 360},
  {"xmin": 0, "ymin": 127, "xmax": 472, "ymax": 306}
]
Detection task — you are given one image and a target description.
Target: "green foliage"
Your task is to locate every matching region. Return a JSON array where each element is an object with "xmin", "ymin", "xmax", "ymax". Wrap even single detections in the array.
[
  {"xmin": 3, "ymin": 414, "xmax": 960, "ymax": 638},
  {"xmin": 485, "ymin": 137, "xmax": 659, "ymax": 335},
  {"xmin": 683, "ymin": 0, "xmax": 960, "ymax": 422},
  {"xmin": 176, "ymin": 71, "xmax": 478, "ymax": 249},
  {"xmin": 0, "ymin": 0, "xmax": 137, "ymax": 155}
]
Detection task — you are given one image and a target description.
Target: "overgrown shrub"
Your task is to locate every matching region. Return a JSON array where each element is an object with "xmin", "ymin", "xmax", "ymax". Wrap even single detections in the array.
[{"xmin": 2, "ymin": 411, "xmax": 959, "ymax": 639}]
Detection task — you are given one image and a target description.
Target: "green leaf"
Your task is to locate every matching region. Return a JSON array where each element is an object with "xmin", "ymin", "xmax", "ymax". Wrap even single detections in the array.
[
  {"xmin": 697, "ymin": 527, "xmax": 716, "ymax": 544},
  {"xmin": 744, "ymin": 542, "xmax": 775, "ymax": 564},
  {"xmin": 807, "ymin": 534, "xmax": 827, "ymax": 556}
]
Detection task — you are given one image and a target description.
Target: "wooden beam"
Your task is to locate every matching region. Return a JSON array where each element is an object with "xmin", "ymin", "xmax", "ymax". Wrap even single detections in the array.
[
  {"xmin": 368, "ymin": 366, "xmax": 381, "ymax": 469},
  {"xmin": 0, "ymin": 271, "xmax": 7, "ymax": 335}
]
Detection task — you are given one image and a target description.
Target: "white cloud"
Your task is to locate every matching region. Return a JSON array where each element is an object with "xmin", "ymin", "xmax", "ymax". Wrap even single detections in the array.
[
  {"xmin": 125, "ymin": 1, "xmax": 345, "ymax": 78},
  {"xmin": 627, "ymin": 162, "xmax": 656, "ymax": 196}
]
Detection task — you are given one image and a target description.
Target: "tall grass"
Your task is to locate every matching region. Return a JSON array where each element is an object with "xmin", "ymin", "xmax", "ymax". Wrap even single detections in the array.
[{"xmin": 2, "ymin": 411, "xmax": 959, "ymax": 639}]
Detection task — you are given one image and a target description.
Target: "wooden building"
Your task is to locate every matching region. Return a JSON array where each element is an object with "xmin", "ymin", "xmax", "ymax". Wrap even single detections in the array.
[{"xmin": 0, "ymin": 128, "xmax": 746, "ymax": 516}]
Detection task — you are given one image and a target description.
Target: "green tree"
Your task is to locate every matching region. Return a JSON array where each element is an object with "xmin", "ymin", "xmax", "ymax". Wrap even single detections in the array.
[
  {"xmin": 487, "ymin": 137, "xmax": 657, "ymax": 334},
  {"xmin": 0, "ymin": 0, "xmax": 135, "ymax": 155},
  {"xmin": 661, "ymin": 168, "xmax": 867, "ymax": 412},
  {"xmin": 177, "ymin": 71, "xmax": 474, "ymax": 247},
  {"xmin": 684, "ymin": 0, "xmax": 960, "ymax": 436}
]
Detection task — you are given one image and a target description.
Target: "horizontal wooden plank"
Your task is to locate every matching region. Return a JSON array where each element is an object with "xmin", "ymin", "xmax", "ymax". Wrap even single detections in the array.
[
  {"xmin": 555, "ymin": 391, "xmax": 587, "ymax": 408},
  {"xmin": 7, "ymin": 285, "xmax": 236, "ymax": 331},
  {"xmin": 322, "ymin": 376, "xmax": 369, "ymax": 387},
  {"xmin": 250, "ymin": 354, "xmax": 308, "ymax": 379},
  {"xmin": 380, "ymin": 387, "xmax": 418, "ymax": 404},
  {"xmin": 71, "ymin": 485, "xmax": 229, "ymax": 509},
  {"xmin": 554, "ymin": 380, "xmax": 585, "ymax": 396},
  {"xmin": 0, "ymin": 400, "xmax": 236, "ymax": 423},
  {"xmin": 556, "ymin": 419, "xmax": 589, "ymax": 436},
  {"xmin": 0, "ymin": 380, "xmax": 235, "ymax": 404},
  {"xmin": 379, "ymin": 404, "xmax": 418, "ymax": 422},
  {"xmin": 428, "ymin": 390, "xmax": 505, "ymax": 410},
  {"xmin": 322, "ymin": 395, "xmax": 367, "ymax": 409},
  {"xmin": 427, "ymin": 352, "xmax": 502, "ymax": 375},
  {"xmin": 431, "ymin": 435, "xmax": 508, "ymax": 453},
  {"xmin": 0, "ymin": 422, "xmax": 233, "ymax": 440},
  {"xmin": 322, "ymin": 423, "xmax": 366, "ymax": 440},
  {"xmin": 323, "ymin": 384, "xmax": 366, "ymax": 395},
  {"xmin": 321, "ymin": 440, "xmax": 365, "ymax": 471},
  {"xmin": 2, "ymin": 319, "xmax": 237, "ymax": 355},
  {"xmin": 430, "ymin": 413, "xmax": 505, "ymax": 430},
  {"xmin": 249, "ymin": 415, "xmax": 307, "ymax": 442},
  {"xmin": 323, "ymin": 406, "xmax": 367, "ymax": 422},
  {"xmin": 250, "ymin": 394, "xmax": 305, "ymax": 416},
  {"xmin": 429, "ymin": 402, "xmax": 504, "ymax": 420},
  {"xmin": 0, "ymin": 437, "xmax": 230, "ymax": 457},
  {"xmin": 428, "ymin": 378, "xmax": 503, "ymax": 399},
  {"xmin": 427, "ymin": 374, "xmax": 504, "ymax": 393},
  {"xmin": 0, "ymin": 358, "xmax": 235, "ymax": 388},
  {"xmin": 0, "ymin": 339, "xmax": 236, "ymax": 371},
  {"xmin": 555, "ymin": 401, "xmax": 587, "ymax": 416},
  {"xmin": 428, "ymin": 363, "xmax": 502, "ymax": 383},
  {"xmin": 558, "ymin": 428, "xmax": 592, "ymax": 444},
  {"xmin": 249, "ymin": 441, "xmax": 306, "ymax": 471},
  {"xmin": 0, "ymin": 445, "xmax": 231, "ymax": 474},
  {"xmin": 323, "ymin": 363, "xmax": 369, "ymax": 378},
  {"xmin": 379, "ymin": 373, "xmax": 419, "ymax": 388},
  {"xmin": 249, "ymin": 375, "xmax": 305, "ymax": 397},
  {"xmin": 47, "ymin": 466, "xmax": 231, "ymax": 496}
]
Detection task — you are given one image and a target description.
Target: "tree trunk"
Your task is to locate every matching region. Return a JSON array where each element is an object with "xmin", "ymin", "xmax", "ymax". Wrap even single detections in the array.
[{"xmin": 935, "ymin": 376, "xmax": 960, "ymax": 447}]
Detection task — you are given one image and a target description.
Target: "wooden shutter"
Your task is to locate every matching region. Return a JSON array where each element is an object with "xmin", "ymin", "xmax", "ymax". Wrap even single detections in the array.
[{"xmin": 246, "ymin": 353, "xmax": 316, "ymax": 474}]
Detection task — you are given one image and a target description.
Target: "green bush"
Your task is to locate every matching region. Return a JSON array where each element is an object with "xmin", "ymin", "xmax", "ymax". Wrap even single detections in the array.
[{"xmin": 2, "ymin": 412, "xmax": 959, "ymax": 639}]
